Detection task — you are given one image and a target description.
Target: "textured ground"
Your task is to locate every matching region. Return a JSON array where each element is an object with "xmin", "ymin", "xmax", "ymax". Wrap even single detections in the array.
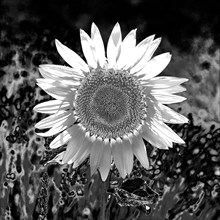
[{"xmin": 0, "ymin": 0, "xmax": 220, "ymax": 219}]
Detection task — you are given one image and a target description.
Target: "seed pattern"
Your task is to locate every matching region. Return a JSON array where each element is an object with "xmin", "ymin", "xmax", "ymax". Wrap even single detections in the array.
[{"xmin": 74, "ymin": 69, "xmax": 147, "ymax": 139}]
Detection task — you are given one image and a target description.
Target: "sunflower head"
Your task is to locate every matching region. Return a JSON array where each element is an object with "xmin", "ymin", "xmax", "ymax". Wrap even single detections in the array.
[{"xmin": 34, "ymin": 23, "xmax": 188, "ymax": 181}]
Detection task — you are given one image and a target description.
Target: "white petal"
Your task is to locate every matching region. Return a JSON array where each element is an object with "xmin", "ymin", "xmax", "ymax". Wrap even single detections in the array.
[
  {"xmin": 37, "ymin": 83, "xmax": 76, "ymax": 100},
  {"xmin": 145, "ymin": 85, "xmax": 186, "ymax": 94},
  {"xmin": 72, "ymin": 147, "xmax": 90, "ymax": 168},
  {"xmin": 136, "ymin": 53, "xmax": 172, "ymax": 80},
  {"xmin": 35, "ymin": 111, "xmax": 71, "ymax": 129},
  {"xmin": 144, "ymin": 37, "xmax": 162, "ymax": 60},
  {"xmin": 36, "ymin": 116, "xmax": 74, "ymax": 137},
  {"xmin": 142, "ymin": 124, "xmax": 171, "ymax": 149},
  {"xmin": 39, "ymin": 64, "xmax": 84, "ymax": 80},
  {"xmin": 140, "ymin": 76, "xmax": 189, "ymax": 87},
  {"xmin": 122, "ymin": 138, "xmax": 133, "ymax": 175},
  {"xmin": 98, "ymin": 145, "xmax": 111, "ymax": 181},
  {"xmin": 131, "ymin": 38, "xmax": 162, "ymax": 74},
  {"xmin": 107, "ymin": 23, "xmax": 122, "ymax": 68},
  {"xmin": 37, "ymin": 78, "xmax": 80, "ymax": 88},
  {"xmin": 71, "ymin": 137, "xmax": 91, "ymax": 166},
  {"xmin": 112, "ymin": 140, "xmax": 126, "ymax": 178},
  {"xmin": 132, "ymin": 136, "xmax": 149, "ymax": 169},
  {"xmin": 91, "ymin": 23, "xmax": 106, "ymax": 67},
  {"xmin": 128, "ymin": 35, "xmax": 155, "ymax": 70},
  {"xmin": 90, "ymin": 138, "xmax": 105, "ymax": 176},
  {"xmin": 145, "ymin": 94, "xmax": 161, "ymax": 119},
  {"xmin": 156, "ymin": 102, "xmax": 189, "ymax": 124},
  {"xmin": 62, "ymin": 126, "xmax": 85, "ymax": 163},
  {"xmin": 146, "ymin": 87, "xmax": 188, "ymax": 125},
  {"xmin": 37, "ymin": 80, "xmax": 75, "ymax": 92},
  {"xmin": 116, "ymin": 29, "xmax": 137, "ymax": 69},
  {"xmin": 55, "ymin": 39, "xmax": 89, "ymax": 73},
  {"xmin": 153, "ymin": 93, "xmax": 186, "ymax": 104},
  {"xmin": 33, "ymin": 100, "xmax": 71, "ymax": 114},
  {"xmin": 80, "ymin": 29, "xmax": 97, "ymax": 69},
  {"xmin": 36, "ymin": 78, "xmax": 54, "ymax": 84},
  {"xmin": 142, "ymin": 94, "xmax": 172, "ymax": 149},
  {"xmin": 152, "ymin": 118, "xmax": 185, "ymax": 144},
  {"xmin": 49, "ymin": 126, "xmax": 76, "ymax": 149}
]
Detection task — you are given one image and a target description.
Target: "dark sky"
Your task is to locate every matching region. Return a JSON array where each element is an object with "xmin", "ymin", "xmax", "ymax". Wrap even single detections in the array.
[{"xmin": 1, "ymin": 0, "xmax": 220, "ymax": 50}]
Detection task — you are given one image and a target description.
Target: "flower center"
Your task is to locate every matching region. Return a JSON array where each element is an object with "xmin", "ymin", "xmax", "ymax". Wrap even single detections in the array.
[
  {"xmin": 74, "ymin": 69, "xmax": 147, "ymax": 140},
  {"xmin": 92, "ymin": 86, "xmax": 128, "ymax": 125}
]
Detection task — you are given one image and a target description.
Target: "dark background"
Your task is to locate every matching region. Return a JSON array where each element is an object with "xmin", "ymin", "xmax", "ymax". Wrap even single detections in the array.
[
  {"xmin": 0, "ymin": 0, "xmax": 220, "ymax": 220},
  {"xmin": 34, "ymin": 0, "xmax": 219, "ymax": 48},
  {"xmin": 1, "ymin": 0, "xmax": 220, "ymax": 47}
]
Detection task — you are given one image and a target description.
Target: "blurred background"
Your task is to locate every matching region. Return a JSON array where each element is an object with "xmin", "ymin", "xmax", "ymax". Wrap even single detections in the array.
[{"xmin": 0, "ymin": 0, "xmax": 219, "ymax": 219}]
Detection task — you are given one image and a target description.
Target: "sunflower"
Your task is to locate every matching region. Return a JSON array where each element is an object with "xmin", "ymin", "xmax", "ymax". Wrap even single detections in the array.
[{"xmin": 34, "ymin": 23, "xmax": 188, "ymax": 181}]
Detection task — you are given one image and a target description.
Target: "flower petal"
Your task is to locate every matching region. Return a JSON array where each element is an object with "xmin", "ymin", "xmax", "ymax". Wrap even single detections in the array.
[
  {"xmin": 145, "ymin": 85, "xmax": 186, "ymax": 94},
  {"xmin": 153, "ymin": 93, "xmax": 186, "ymax": 104},
  {"xmin": 39, "ymin": 64, "xmax": 84, "ymax": 80},
  {"xmin": 156, "ymin": 102, "xmax": 189, "ymax": 124},
  {"xmin": 35, "ymin": 111, "xmax": 72, "ymax": 129},
  {"xmin": 70, "ymin": 137, "xmax": 91, "ymax": 166},
  {"xmin": 37, "ymin": 80, "xmax": 75, "ymax": 92},
  {"xmin": 36, "ymin": 116, "xmax": 74, "ymax": 137},
  {"xmin": 146, "ymin": 93, "xmax": 188, "ymax": 126},
  {"xmin": 128, "ymin": 34, "xmax": 155, "ymax": 70},
  {"xmin": 37, "ymin": 83, "xmax": 76, "ymax": 100},
  {"xmin": 140, "ymin": 76, "xmax": 189, "ymax": 87},
  {"xmin": 37, "ymin": 78, "xmax": 80, "ymax": 88},
  {"xmin": 91, "ymin": 23, "xmax": 106, "ymax": 67},
  {"xmin": 132, "ymin": 136, "xmax": 149, "ymax": 169},
  {"xmin": 90, "ymin": 138, "xmax": 105, "ymax": 176},
  {"xmin": 131, "ymin": 38, "xmax": 162, "ymax": 74},
  {"xmin": 112, "ymin": 139, "xmax": 126, "ymax": 178},
  {"xmin": 116, "ymin": 29, "xmax": 137, "ymax": 69},
  {"xmin": 98, "ymin": 144, "xmax": 111, "ymax": 181},
  {"xmin": 49, "ymin": 126, "xmax": 76, "ymax": 149},
  {"xmin": 107, "ymin": 23, "xmax": 122, "ymax": 68},
  {"xmin": 152, "ymin": 118, "xmax": 185, "ymax": 144},
  {"xmin": 142, "ymin": 124, "xmax": 172, "ymax": 149},
  {"xmin": 62, "ymin": 126, "xmax": 85, "ymax": 163},
  {"xmin": 142, "ymin": 94, "xmax": 172, "ymax": 149},
  {"xmin": 55, "ymin": 39, "xmax": 89, "ymax": 73},
  {"xmin": 33, "ymin": 100, "xmax": 71, "ymax": 114},
  {"xmin": 122, "ymin": 138, "xmax": 133, "ymax": 175},
  {"xmin": 136, "ymin": 53, "xmax": 172, "ymax": 80},
  {"xmin": 72, "ymin": 147, "xmax": 90, "ymax": 168},
  {"xmin": 80, "ymin": 29, "xmax": 97, "ymax": 69}
]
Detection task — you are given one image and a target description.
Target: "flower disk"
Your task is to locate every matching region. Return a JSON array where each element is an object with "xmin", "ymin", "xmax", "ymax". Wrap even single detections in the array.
[{"xmin": 75, "ymin": 69, "xmax": 146, "ymax": 140}]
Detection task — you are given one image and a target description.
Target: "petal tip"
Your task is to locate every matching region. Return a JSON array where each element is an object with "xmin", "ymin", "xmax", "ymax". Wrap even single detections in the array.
[
  {"xmin": 39, "ymin": 64, "xmax": 46, "ymax": 69},
  {"xmin": 55, "ymin": 39, "xmax": 62, "ymax": 51},
  {"xmin": 183, "ymin": 78, "xmax": 189, "ymax": 83},
  {"xmin": 91, "ymin": 22, "xmax": 98, "ymax": 32},
  {"xmin": 55, "ymin": 39, "xmax": 60, "ymax": 46},
  {"xmin": 33, "ymin": 106, "xmax": 37, "ymax": 112},
  {"xmin": 115, "ymin": 22, "xmax": 120, "ymax": 29},
  {"xmin": 99, "ymin": 169, "xmax": 109, "ymax": 182}
]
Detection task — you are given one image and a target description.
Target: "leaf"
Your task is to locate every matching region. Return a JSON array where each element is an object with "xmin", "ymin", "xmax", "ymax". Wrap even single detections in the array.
[
  {"xmin": 109, "ymin": 178, "xmax": 159, "ymax": 209},
  {"xmin": 110, "ymin": 187, "xmax": 156, "ymax": 207},
  {"xmin": 121, "ymin": 178, "xmax": 145, "ymax": 193}
]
